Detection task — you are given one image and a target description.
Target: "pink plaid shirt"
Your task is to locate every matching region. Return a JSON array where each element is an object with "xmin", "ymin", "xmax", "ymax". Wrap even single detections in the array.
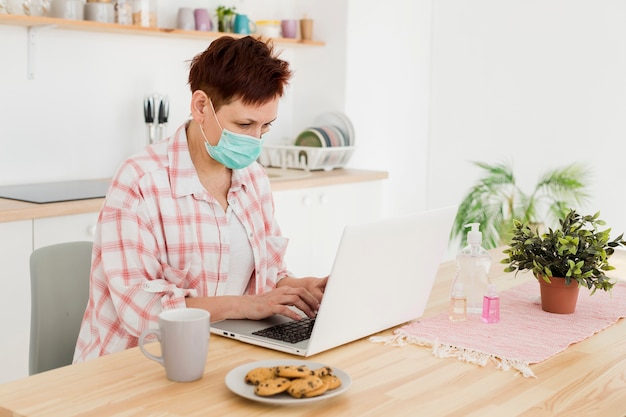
[{"xmin": 73, "ymin": 122, "xmax": 289, "ymax": 362}]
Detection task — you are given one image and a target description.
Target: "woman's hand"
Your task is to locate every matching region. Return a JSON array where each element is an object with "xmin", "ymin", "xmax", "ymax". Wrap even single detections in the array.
[
  {"xmin": 278, "ymin": 276, "xmax": 328, "ymax": 304},
  {"xmin": 186, "ymin": 276, "xmax": 328, "ymax": 322},
  {"xmin": 238, "ymin": 276, "xmax": 328, "ymax": 321},
  {"xmin": 239, "ymin": 286, "xmax": 315, "ymax": 321}
]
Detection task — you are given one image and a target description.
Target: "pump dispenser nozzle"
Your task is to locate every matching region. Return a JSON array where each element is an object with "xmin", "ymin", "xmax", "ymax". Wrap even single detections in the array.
[{"xmin": 465, "ymin": 223, "xmax": 482, "ymax": 245}]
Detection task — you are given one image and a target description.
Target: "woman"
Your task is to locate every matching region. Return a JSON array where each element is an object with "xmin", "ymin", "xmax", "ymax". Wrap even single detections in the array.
[{"xmin": 74, "ymin": 36, "xmax": 327, "ymax": 362}]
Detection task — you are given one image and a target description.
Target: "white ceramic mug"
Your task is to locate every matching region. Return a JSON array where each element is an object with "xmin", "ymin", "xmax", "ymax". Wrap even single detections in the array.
[
  {"xmin": 139, "ymin": 308, "xmax": 210, "ymax": 382},
  {"xmin": 176, "ymin": 7, "xmax": 194, "ymax": 30}
]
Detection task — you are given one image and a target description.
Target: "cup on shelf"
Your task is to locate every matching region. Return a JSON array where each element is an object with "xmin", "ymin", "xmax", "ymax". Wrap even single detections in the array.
[
  {"xmin": 50, "ymin": 0, "xmax": 84, "ymax": 20},
  {"xmin": 255, "ymin": 20, "xmax": 280, "ymax": 38},
  {"xmin": 300, "ymin": 18, "xmax": 313, "ymax": 41},
  {"xmin": 175, "ymin": 7, "xmax": 194, "ymax": 30},
  {"xmin": 193, "ymin": 8, "xmax": 211, "ymax": 31},
  {"xmin": 233, "ymin": 13, "xmax": 256, "ymax": 35},
  {"xmin": 84, "ymin": 1, "xmax": 114, "ymax": 23},
  {"xmin": 280, "ymin": 19, "xmax": 297, "ymax": 39},
  {"xmin": 131, "ymin": 0, "xmax": 156, "ymax": 27}
]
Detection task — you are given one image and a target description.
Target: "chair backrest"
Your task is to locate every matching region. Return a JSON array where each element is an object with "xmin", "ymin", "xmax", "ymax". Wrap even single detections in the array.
[{"xmin": 29, "ymin": 241, "xmax": 93, "ymax": 375}]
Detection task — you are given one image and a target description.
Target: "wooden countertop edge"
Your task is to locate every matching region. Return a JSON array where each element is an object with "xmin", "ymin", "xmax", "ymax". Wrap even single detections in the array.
[
  {"xmin": 0, "ymin": 169, "xmax": 388, "ymax": 223},
  {"xmin": 269, "ymin": 168, "xmax": 388, "ymax": 192},
  {"xmin": 0, "ymin": 198, "xmax": 106, "ymax": 223}
]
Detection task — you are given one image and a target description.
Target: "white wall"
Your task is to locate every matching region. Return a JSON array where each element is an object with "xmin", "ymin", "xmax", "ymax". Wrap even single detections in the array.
[
  {"xmin": 345, "ymin": 0, "xmax": 433, "ymax": 216},
  {"xmin": 428, "ymin": 0, "xmax": 626, "ymax": 242}
]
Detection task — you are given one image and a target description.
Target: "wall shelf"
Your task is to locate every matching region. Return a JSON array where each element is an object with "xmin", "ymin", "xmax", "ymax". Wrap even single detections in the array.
[
  {"xmin": 1, "ymin": 14, "xmax": 324, "ymax": 79},
  {"xmin": 0, "ymin": 14, "xmax": 325, "ymax": 46}
]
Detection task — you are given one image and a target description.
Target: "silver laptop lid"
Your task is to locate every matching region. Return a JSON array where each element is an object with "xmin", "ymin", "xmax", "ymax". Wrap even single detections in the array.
[{"xmin": 306, "ymin": 206, "xmax": 455, "ymax": 356}]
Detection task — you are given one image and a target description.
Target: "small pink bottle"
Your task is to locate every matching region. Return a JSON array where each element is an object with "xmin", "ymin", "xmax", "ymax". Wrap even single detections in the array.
[{"xmin": 481, "ymin": 284, "xmax": 500, "ymax": 323}]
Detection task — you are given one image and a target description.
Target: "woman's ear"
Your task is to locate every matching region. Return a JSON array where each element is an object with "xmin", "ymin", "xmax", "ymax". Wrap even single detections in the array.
[{"xmin": 190, "ymin": 90, "xmax": 209, "ymax": 123}]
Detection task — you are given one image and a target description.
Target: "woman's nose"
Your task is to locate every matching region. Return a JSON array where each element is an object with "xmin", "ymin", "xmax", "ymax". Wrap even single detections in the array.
[{"xmin": 252, "ymin": 128, "xmax": 264, "ymax": 139}]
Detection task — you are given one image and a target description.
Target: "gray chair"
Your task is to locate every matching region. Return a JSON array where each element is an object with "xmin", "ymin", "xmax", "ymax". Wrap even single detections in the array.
[{"xmin": 29, "ymin": 241, "xmax": 93, "ymax": 375}]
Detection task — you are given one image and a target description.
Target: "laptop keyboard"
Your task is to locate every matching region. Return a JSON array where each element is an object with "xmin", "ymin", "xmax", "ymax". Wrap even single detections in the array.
[{"xmin": 252, "ymin": 317, "xmax": 316, "ymax": 344}]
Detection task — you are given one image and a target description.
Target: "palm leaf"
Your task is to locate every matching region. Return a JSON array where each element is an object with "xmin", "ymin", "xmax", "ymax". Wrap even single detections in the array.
[{"xmin": 452, "ymin": 161, "xmax": 590, "ymax": 250}]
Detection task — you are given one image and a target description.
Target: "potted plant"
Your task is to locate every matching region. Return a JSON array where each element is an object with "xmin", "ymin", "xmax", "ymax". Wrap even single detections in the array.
[
  {"xmin": 216, "ymin": 5, "xmax": 236, "ymax": 32},
  {"xmin": 501, "ymin": 209, "xmax": 626, "ymax": 313},
  {"xmin": 451, "ymin": 161, "xmax": 590, "ymax": 250}
]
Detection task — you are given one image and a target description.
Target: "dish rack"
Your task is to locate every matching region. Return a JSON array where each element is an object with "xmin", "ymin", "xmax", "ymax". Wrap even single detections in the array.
[{"xmin": 259, "ymin": 145, "xmax": 355, "ymax": 171}]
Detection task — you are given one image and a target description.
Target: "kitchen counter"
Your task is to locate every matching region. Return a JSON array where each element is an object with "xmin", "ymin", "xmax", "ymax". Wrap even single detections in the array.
[{"xmin": 0, "ymin": 169, "xmax": 388, "ymax": 223}]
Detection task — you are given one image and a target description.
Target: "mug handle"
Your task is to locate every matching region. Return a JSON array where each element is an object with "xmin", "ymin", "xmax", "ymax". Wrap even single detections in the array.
[
  {"xmin": 249, "ymin": 21, "xmax": 257, "ymax": 34},
  {"xmin": 139, "ymin": 328, "xmax": 165, "ymax": 367}
]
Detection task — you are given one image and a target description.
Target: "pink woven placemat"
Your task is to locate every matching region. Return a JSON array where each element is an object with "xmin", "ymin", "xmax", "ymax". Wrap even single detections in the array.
[{"xmin": 371, "ymin": 280, "xmax": 626, "ymax": 377}]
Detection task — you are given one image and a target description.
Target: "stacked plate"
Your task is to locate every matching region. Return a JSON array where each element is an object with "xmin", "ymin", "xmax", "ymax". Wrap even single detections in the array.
[
  {"xmin": 294, "ymin": 112, "xmax": 355, "ymax": 148},
  {"xmin": 259, "ymin": 112, "xmax": 355, "ymax": 171}
]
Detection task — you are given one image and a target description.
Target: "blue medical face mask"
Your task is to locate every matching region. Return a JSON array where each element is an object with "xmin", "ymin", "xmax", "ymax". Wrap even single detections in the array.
[{"xmin": 200, "ymin": 100, "xmax": 264, "ymax": 169}]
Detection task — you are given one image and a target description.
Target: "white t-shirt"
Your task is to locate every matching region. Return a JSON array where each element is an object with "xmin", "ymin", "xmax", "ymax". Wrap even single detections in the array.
[{"xmin": 225, "ymin": 208, "xmax": 255, "ymax": 295}]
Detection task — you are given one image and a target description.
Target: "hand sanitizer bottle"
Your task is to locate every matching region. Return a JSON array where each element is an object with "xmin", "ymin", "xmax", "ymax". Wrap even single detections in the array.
[
  {"xmin": 449, "ymin": 283, "xmax": 467, "ymax": 321},
  {"xmin": 452, "ymin": 223, "xmax": 492, "ymax": 315},
  {"xmin": 481, "ymin": 284, "xmax": 500, "ymax": 323}
]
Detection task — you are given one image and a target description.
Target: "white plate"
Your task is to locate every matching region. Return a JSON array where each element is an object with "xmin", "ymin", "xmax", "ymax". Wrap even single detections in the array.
[
  {"xmin": 225, "ymin": 359, "xmax": 352, "ymax": 405},
  {"xmin": 314, "ymin": 112, "xmax": 355, "ymax": 146}
]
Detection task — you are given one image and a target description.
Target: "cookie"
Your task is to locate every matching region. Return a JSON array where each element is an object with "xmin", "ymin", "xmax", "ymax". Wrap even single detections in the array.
[
  {"xmin": 254, "ymin": 377, "xmax": 291, "ymax": 397},
  {"xmin": 244, "ymin": 367, "xmax": 277, "ymax": 385},
  {"xmin": 321, "ymin": 374, "xmax": 342, "ymax": 390},
  {"xmin": 287, "ymin": 375, "xmax": 325, "ymax": 398},
  {"xmin": 303, "ymin": 379, "xmax": 329, "ymax": 398},
  {"xmin": 313, "ymin": 366, "xmax": 333, "ymax": 378},
  {"xmin": 275, "ymin": 365, "xmax": 312, "ymax": 379}
]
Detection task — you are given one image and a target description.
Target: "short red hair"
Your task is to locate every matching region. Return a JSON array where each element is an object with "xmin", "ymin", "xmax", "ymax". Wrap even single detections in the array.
[{"xmin": 188, "ymin": 36, "xmax": 292, "ymax": 110}]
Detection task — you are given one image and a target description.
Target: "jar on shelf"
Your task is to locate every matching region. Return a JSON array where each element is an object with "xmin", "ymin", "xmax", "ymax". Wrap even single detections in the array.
[
  {"xmin": 114, "ymin": 0, "xmax": 132, "ymax": 25},
  {"xmin": 132, "ymin": 0, "xmax": 156, "ymax": 27},
  {"xmin": 255, "ymin": 20, "xmax": 281, "ymax": 38}
]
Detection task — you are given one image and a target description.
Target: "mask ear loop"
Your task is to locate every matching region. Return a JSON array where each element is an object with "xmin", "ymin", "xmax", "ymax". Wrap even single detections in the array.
[
  {"xmin": 199, "ymin": 120, "xmax": 212, "ymax": 145},
  {"xmin": 207, "ymin": 98, "xmax": 224, "ymax": 131},
  {"xmin": 201, "ymin": 98, "xmax": 224, "ymax": 147},
  {"xmin": 199, "ymin": 96, "xmax": 218, "ymax": 147}
]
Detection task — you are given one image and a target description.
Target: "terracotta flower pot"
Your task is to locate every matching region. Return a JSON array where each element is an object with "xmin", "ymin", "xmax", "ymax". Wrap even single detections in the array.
[{"xmin": 538, "ymin": 276, "xmax": 580, "ymax": 314}]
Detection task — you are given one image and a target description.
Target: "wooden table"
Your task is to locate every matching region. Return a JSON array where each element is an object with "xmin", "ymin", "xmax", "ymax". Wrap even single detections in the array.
[{"xmin": 1, "ymin": 249, "xmax": 625, "ymax": 417}]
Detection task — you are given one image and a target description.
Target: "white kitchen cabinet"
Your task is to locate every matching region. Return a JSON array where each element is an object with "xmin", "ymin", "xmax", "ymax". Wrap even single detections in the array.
[
  {"xmin": 0, "ymin": 220, "xmax": 33, "ymax": 383},
  {"xmin": 272, "ymin": 180, "xmax": 384, "ymax": 278},
  {"xmin": 33, "ymin": 212, "xmax": 98, "ymax": 250}
]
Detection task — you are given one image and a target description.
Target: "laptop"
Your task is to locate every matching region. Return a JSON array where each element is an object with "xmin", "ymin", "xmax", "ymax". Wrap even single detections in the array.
[{"xmin": 210, "ymin": 206, "xmax": 456, "ymax": 356}]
